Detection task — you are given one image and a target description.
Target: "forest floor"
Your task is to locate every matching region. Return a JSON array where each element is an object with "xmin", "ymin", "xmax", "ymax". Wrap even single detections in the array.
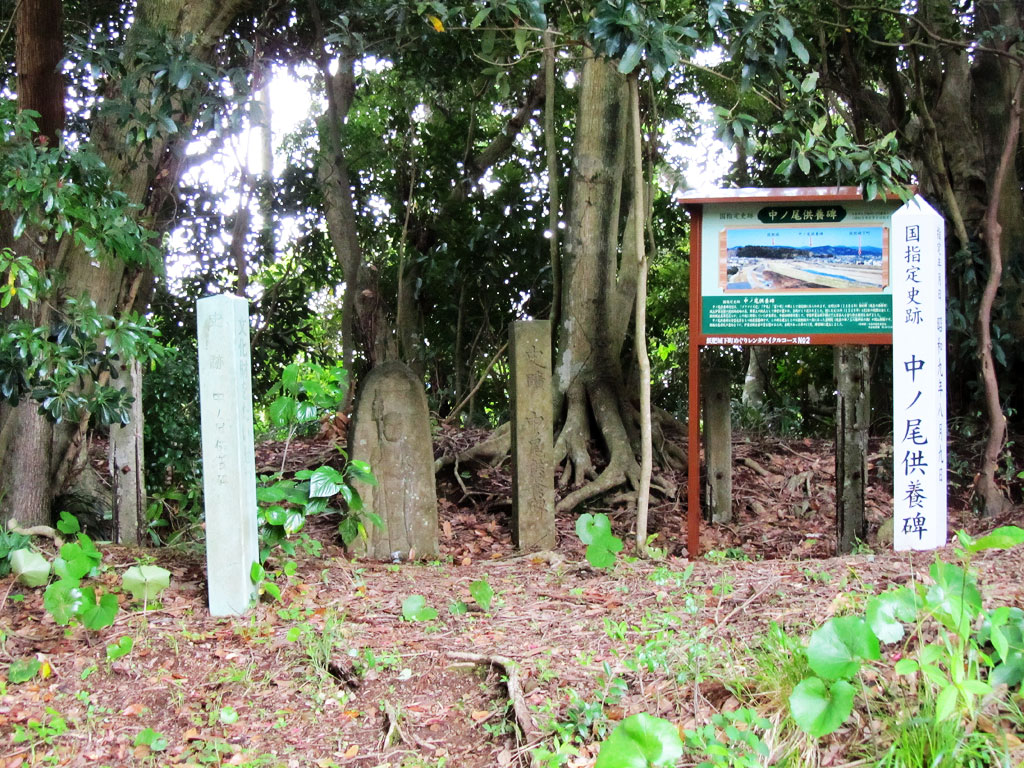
[{"xmin": 2, "ymin": 432, "xmax": 1024, "ymax": 768}]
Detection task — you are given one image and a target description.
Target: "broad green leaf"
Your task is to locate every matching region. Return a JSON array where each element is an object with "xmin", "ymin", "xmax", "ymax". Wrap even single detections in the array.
[
  {"xmin": 789, "ymin": 677, "xmax": 855, "ymax": 737},
  {"xmin": 106, "ymin": 636, "xmax": 134, "ymax": 661},
  {"xmin": 250, "ymin": 561, "xmax": 266, "ymax": 582},
  {"xmin": 55, "ymin": 510, "xmax": 81, "ymax": 535},
  {"xmin": 281, "ymin": 364, "xmax": 299, "ymax": 395},
  {"xmin": 7, "ymin": 658, "xmax": 41, "ymax": 684},
  {"xmin": 894, "ymin": 658, "xmax": 919, "ymax": 675},
  {"xmin": 219, "ymin": 706, "xmax": 239, "ymax": 725},
  {"xmin": 44, "ymin": 579, "xmax": 87, "ymax": 625},
  {"xmin": 470, "ymin": 6, "xmax": 490, "ymax": 27},
  {"xmin": 586, "ymin": 541, "xmax": 621, "ymax": 569},
  {"xmin": 11, "ymin": 548, "xmax": 50, "ymax": 587},
  {"xmin": 618, "ymin": 42, "xmax": 643, "ymax": 74},
  {"xmin": 965, "ymin": 526, "xmax": 1024, "ymax": 552},
  {"xmin": 595, "ymin": 713, "xmax": 683, "ymax": 768},
  {"xmin": 79, "ymin": 589, "xmax": 118, "ymax": 630},
  {"xmin": 469, "ymin": 579, "xmax": 493, "ymax": 612},
  {"xmin": 450, "ymin": 600, "xmax": 468, "ymax": 615},
  {"xmin": 309, "ymin": 466, "xmax": 345, "ymax": 498},
  {"xmin": 268, "ymin": 396, "xmax": 297, "ymax": 427},
  {"xmin": 991, "ymin": 652, "xmax": 1024, "ymax": 688},
  {"xmin": 576, "ymin": 513, "xmax": 612, "ymax": 545},
  {"xmin": 806, "ymin": 616, "xmax": 879, "ymax": 680},
  {"xmin": 402, "ymin": 594, "xmax": 438, "ymax": 622},
  {"xmin": 866, "ymin": 588, "xmax": 917, "ymax": 644},
  {"xmin": 927, "ymin": 561, "xmax": 982, "ymax": 635},
  {"xmin": 789, "ymin": 36, "xmax": 809, "ymax": 64},
  {"xmin": 122, "ymin": 565, "xmax": 170, "ymax": 601},
  {"xmin": 134, "ymin": 727, "xmax": 168, "ymax": 751}
]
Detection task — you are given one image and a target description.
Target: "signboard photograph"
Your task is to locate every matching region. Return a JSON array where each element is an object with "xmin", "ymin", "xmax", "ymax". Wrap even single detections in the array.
[{"xmin": 722, "ymin": 225, "xmax": 888, "ymax": 292}]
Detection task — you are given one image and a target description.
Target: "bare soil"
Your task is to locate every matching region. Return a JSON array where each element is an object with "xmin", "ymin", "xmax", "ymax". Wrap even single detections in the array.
[{"xmin": 2, "ymin": 434, "xmax": 1023, "ymax": 767}]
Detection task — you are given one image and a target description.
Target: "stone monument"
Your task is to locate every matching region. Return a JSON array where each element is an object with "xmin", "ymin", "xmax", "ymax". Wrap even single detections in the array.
[
  {"xmin": 509, "ymin": 320, "xmax": 555, "ymax": 550},
  {"xmin": 197, "ymin": 294, "xmax": 259, "ymax": 616},
  {"xmin": 348, "ymin": 361, "xmax": 438, "ymax": 560}
]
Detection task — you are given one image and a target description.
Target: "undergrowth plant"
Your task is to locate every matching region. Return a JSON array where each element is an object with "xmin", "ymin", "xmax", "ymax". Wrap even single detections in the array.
[
  {"xmin": 787, "ymin": 526, "xmax": 1024, "ymax": 755},
  {"xmin": 256, "ymin": 362, "xmax": 379, "ymax": 561},
  {"xmin": 6, "ymin": 512, "xmax": 171, "ymax": 631}
]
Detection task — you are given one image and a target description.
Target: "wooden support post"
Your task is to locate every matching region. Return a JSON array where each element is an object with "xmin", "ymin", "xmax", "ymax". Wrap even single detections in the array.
[
  {"xmin": 835, "ymin": 344, "xmax": 870, "ymax": 554},
  {"xmin": 704, "ymin": 368, "xmax": 733, "ymax": 524}
]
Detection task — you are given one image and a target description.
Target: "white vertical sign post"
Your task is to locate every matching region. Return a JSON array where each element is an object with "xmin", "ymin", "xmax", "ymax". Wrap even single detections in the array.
[
  {"xmin": 198, "ymin": 294, "xmax": 260, "ymax": 615},
  {"xmin": 891, "ymin": 196, "xmax": 947, "ymax": 550}
]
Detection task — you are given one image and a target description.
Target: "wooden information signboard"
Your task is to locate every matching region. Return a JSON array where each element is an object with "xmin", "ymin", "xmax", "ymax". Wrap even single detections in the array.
[{"xmin": 682, "ymin": 187, "xmax": 944, "ymax": 558}]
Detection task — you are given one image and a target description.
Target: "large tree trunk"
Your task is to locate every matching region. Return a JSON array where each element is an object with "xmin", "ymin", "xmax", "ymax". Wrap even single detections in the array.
[
  {"xmin": 553, "ymin": 54, "xmax": 646, "ymax": 513},
  {"xmin": 0, "ymin": 0, "xmax": 246, "ymax": 528}
]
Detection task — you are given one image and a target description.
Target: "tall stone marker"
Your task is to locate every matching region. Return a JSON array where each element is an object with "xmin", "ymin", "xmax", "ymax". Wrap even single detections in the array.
[
  {"xmin": 891, "ymin": 196, "xmax": 947, "ymax": 550},
  {"xmin": 509, "ymin": 320, "xmax": 555, "ymax": 551},
  {"xmin": 349, "ymin": 361, "xmax": 438, "ymax": 561},
  {"xmin": 197, "ymin": 294, "xmax": 259, "ymax": 616}
]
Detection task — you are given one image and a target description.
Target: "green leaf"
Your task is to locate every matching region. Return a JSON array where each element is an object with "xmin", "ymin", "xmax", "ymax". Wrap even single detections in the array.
[
  {"xmin": 250, "ymin": 561, "xmax": 266, "ymax": 583},
  {"xmin": 56, "ymin": 510, "xmax": 81, "ymax": 535},
  {"xmin": 789, "ymin": 677, "xmax": 855, "ymax": 737},
  {"xmin": 10, "ymin": 548, "xmax": 50, "ymax": 587},
  {"xmin": 935, "ymin": 683, "xmax": 959, "ymax": 721},
  {"xmin": 789, "ymin": 37, "xmax": 809, "ymax": 64},
  {"xmin": 7, "ymin": 658, "xmax": 41, "ymax": 684},
  {"xmin": 308, "ymin": 466, "xmax": 345, "ymax": 498},
  {"xmin": 927, "ymin": 561, "xmax": 982, "ymax": 636},
  {"xmin": 268, "ymin": 396, "xmax": 297, "ymax": 427},
  {"xmin": 618, "ymin": 42, "xmax": 643, "ymax": 75},
  {"xmin": 134, "ymin": 727, "xmax": 168, "ymax": 752},
  {"xmin": 965, "ymin": 526, "xmax": 1024, "ymax": 552},
  {"xmin": 219, "ymin": 706, "xmax": 239, "ymax": 725},
  {"xmin": 576, "ymin": 513, "xmax": 612, "ymax": 545},
  {"xmin": 79, "ymin": 589, "xmax": 118, "ymax": 630},
  {"xmin": 806, "ymin": 616, "xmax": 879, "ymax": 680},
  {"xmin": 122, "ymin": 565, "xmax": 170, "ymax": 602},
  {"xmin": 469, "ymin": 579, "xmax": 493, "ymax": 612},
  {"xmin": 866, "ymin": 588, "xmax": 917, "ymax": 644},
  {"xmin": 44, "ymin": 579, "xmax": 87, "ymax": 625},
  {"xmin": 281, "ymin": 363, "xmax": 299, "ymax": 395},
  {"xmin": 894, "ymin": 658, "xmax": 919, "ymax": 675},
  {"xmin": 346, "ymin": 460, "xmax": 377, "ymax": 486},
  {"xmin": 106, "ymin": 636, "xmax": 134, "ymax": 661},
  {"xmin": 402, "ymin": 594, "xmax": 438, "ymax": 622},
  {"xmin": 470, "ymin": 6, "xmax": 490, "ymax": 27},
  {"xmin": 449, "ymin": 600, "xmax": 468, "ymax": 615},
  {"xmin": 595, "ymin": 713, "xmax": 683, "ymax": 768}
]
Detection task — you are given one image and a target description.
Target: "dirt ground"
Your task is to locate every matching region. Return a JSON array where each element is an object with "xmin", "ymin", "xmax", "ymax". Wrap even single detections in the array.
[{"xmin": 2, "ymin": 434, "xmax": 1023, "ymax": 767}]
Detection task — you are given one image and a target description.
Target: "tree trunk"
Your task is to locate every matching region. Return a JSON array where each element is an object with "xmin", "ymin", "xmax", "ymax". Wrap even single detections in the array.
[
  {"xmin": 0, "ymin": 0, "xmax": 247, "ymax": 527},
  {"xmin": 16, "ymin": 0, "xmax": 64, "ymax": 145},
  {"xmin": 554, "ymin": 54, "xmax": 645, "ymax": 513},
  {"xmin": 741, "ymin": 346, "xmax": 769, "ymax": 410}
]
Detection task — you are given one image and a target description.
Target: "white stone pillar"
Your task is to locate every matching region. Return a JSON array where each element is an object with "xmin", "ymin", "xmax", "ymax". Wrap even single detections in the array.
[{"xmin": 198, "ymin": 294, "xmax": 259, "ymax": 615}]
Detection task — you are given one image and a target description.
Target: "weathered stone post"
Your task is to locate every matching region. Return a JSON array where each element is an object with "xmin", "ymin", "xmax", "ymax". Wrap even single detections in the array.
[
  {"xmin": 348, "ymin": 362, "xmax": 438, "ymax": 561},
  {"xmin": 197, "ymin": 294, "xmax": 259, "ymax": 616},
  {"xmin": 509, "ymin": 320, "xmax": 555, "ymax": 551}
]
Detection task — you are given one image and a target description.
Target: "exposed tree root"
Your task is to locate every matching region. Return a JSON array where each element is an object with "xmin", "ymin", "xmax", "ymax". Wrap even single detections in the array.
[
  {"xmin": 445, "ymin": 651, "xmax": 537, "ymax": 740},
  {"xmin": 434, "ymin": 422, "xmax": 510, "ymax": 473},
  {"xmin": 555, "ymin": 380, "xmax": 640, "ymax": 514}
]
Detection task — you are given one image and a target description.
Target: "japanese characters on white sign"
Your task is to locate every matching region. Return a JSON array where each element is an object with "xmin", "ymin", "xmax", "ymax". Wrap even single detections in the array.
[{"xmin": 891, "ymin": 196, "xmax": 947, "ymax": 550}]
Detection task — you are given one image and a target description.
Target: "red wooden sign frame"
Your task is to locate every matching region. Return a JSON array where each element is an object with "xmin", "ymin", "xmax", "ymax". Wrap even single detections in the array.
[{"xmin": 682, "ymin": 187, "xmax": 898, "ymax": 559}]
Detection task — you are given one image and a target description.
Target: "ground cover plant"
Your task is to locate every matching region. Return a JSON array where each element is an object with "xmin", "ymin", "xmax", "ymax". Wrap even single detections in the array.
[{"xmin": 3, "ymin": 448, "xmax": 1023, "ymax": 768}]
